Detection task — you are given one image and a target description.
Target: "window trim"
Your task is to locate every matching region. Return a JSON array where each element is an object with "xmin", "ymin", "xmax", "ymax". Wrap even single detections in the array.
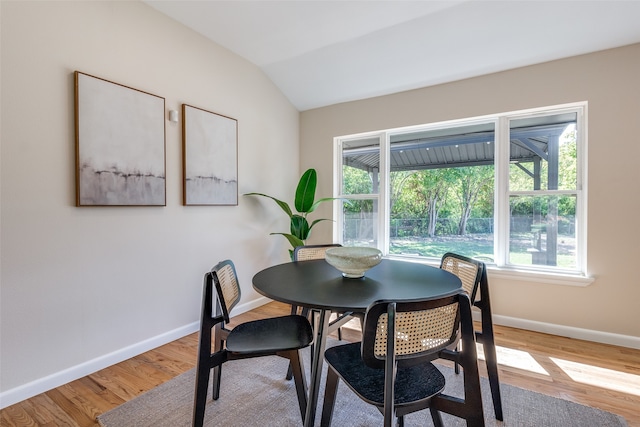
[
  {"xmin": 333, "ymin": 102, "xmax": 590, "ymax": 283},
  {"xmin": 382, "ymin": 254, "xmax": 595, "ymax": 287}
]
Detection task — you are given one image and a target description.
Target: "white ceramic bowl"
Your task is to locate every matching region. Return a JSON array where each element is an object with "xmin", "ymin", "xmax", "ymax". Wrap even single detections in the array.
[{"xmin": 325, "ymin": 247, "xmax": 383, "ymax": 278}]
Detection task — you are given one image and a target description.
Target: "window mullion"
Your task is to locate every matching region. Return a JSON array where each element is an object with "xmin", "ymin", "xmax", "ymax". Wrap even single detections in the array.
[
  {"xmin": 576, "ymin": 106, "xmax": 587, "ymax": 273},
  {"xmin": 332, "ymin": 137, "xmax": 344, "ymax": 244},
  {"xmin": 510, "ymin": 190, "xmax": 578, "ymax": 196},
  {"xmin": 495, "ymin": 117, "xmax": 510, "ymax": 267},
  {"xmin": 379, "ymin": 132, "xmax": 390, "ymax": 254}
]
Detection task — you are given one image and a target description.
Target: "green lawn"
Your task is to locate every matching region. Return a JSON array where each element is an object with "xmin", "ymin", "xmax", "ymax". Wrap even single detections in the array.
[{"xmin": 389, "ymin": 233, "xmax": 576, "ymax": 268}]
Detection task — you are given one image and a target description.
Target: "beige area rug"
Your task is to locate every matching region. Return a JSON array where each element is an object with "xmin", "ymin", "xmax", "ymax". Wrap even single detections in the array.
[{"xmin": 98, "ymin": 347, "xmax": 628, "ymax": 427}]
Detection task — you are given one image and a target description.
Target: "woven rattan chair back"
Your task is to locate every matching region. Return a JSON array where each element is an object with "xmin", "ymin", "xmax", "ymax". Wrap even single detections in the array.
[
  {"xmin": 440, "ymin": 252, "xmax": 483, "ymax": 303},
  {"xmin": 361, "ymin": 295, "xmax": 461, "ymax": 369},
  {"xmin": 211, "ymin": 260, "xmax": 241, "ymax": 323},
  {"xmin": 293, "ymin": 244, "xmax": 341, "ymax": 261}
]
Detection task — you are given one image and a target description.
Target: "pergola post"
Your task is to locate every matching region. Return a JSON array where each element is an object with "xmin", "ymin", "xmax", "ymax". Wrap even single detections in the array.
[{"xmin": 371, "ymin": 168, "xmax": 379, "ymax": 244}]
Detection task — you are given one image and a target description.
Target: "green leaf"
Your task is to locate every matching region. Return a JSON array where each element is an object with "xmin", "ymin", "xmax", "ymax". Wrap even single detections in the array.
[
  {"xmin": 307, "ymin": 196, "xmax": 339, "ymax": 213},
  {"xmin": 244, "ymin": 192, "xmax": 293, "ymax": 217},
  {"xmin": 290, "ymin": 215, "xmax": 310, "ymax": 240},
  {"xmin": 270, "ymin": 233, "xmax": 304, "ymax": 249},
  {"xmin": 294, "ymin": 169, "xmax": 317, "ymax": 213},
  {"xmin": 308, "ymin": 218, "xmax": 334, "ymax": 233},
  {"xmin": 246, "ymin": 169, "xmax": 335, "ymax": 258}
]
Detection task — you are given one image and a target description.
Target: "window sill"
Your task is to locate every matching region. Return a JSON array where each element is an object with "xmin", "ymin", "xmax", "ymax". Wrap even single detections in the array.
[
  {"xmin": 385, "ymin": 254, "xmax": 594, "ymax": 287},
  {"xmin": 486, "ymin": 266, "xmax": 594, "ymax": 287}
]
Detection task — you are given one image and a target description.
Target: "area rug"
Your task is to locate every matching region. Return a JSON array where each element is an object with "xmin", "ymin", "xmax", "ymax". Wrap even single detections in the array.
[{"xmin": 98, "ymin": 349, "xmax": 628, "ymax": 427}]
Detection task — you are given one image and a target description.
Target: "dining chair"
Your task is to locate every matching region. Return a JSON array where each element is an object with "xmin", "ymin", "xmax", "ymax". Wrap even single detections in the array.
[
  {"xmin": 286, "ymin": 244, "xmax": 356, "ymax": 380},
  {"xmin": 293, "ymin": 244, "xmax": 356, "ymax": 340},
  {"xmin": 193, "ymin": 259, "xmax": 313, "ymax": 427},
  {"xmin": 320, "ymin": 291, "xmax": 485, "ymax": 427},
  {"xmin": 440, "ymin": 252, "xmax": 503, "ymax": 421}
]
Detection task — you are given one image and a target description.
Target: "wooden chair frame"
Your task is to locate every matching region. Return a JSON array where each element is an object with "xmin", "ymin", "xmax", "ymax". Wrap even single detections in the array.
[
  {"xmin": 321, "ymin": 293, "xmax": 485, "ymax": 427},
  {"xmin": 193, "ymin": 260, "xmax": 311, "ymax": 427},
  {"xmin": 441, "ymin": 252, "xmax": 503, "ymax": 421},
  {"xmin": 286, "ymin": 244, "xmax": 358, "ymax": 380}
]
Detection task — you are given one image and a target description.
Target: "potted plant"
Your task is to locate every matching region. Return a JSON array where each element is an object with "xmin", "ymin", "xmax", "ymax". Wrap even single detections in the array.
[{"xmin": 245, "ymin": 168, "xmax": 336, "ymax": 259}]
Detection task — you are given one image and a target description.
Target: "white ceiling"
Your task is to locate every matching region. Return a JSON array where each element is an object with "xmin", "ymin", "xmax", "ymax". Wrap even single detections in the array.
[{"xmin": 145, "ymin": 1, "xmax": 640, "ymax": 111}]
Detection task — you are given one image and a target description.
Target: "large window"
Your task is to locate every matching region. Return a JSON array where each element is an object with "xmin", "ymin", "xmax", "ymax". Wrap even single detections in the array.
[{"xmin": 334, "ymin": 103, "xmax": 587, "ymax": 277}]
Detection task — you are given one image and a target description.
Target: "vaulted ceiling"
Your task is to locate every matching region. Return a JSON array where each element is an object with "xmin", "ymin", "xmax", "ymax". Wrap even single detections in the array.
[{"xmin": 145, "ymin": 1, "xmax": 640, "ymax": 111}]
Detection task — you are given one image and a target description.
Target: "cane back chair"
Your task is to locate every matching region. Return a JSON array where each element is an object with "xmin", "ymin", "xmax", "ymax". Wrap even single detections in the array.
[
  {"xmin": 293, "ymin": 244, "xmax": 356, "ymax": 339},
  {"xmin": 440, "ymin": 252, "xmax": 503, "ymax": 420},
  {"xmin": 321, "ymin": 292, "xmax": 485, "ymax": 427},
  {"xmin": 193, "ymin": 259, "xmax": 313, "ymax": 427}
]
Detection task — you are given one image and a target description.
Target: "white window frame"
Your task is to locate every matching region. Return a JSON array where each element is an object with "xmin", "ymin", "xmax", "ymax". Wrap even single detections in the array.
[
  {"xmin": 333, "ymin": 102, "xmax": 592, "ymax": 286},
  {"xmin": 333, "ymin": 132, "xmax": 387, "ymax": 250}
]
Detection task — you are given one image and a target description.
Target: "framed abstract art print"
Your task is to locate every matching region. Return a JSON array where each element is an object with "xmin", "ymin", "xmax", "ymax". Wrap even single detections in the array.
[
  {"xmin": 182, "ymin": 104, "xmax": 238, "ymax": 206},
  {"xmin": 75, "ymin": 71, "xmax": 166, "ymax": 206}
]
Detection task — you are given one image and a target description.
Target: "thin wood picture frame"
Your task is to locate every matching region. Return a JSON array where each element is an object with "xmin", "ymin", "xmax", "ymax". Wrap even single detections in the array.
[
  {"xmin": 182, "ymin": 104, "xmax": 238, "ymax": 206},
  {"xmin": 74, "ymin": 71, "xmax": 166, "ymax": 206}
]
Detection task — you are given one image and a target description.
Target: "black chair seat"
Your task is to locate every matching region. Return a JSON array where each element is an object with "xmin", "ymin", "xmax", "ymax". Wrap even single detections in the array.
[
  {"xmin": 227, "ymin": 315, "xmax": 313, "ymax": 354},
  {"xmin": 324, "ymin": 342, "xmax": 445, "ymax": 407}
]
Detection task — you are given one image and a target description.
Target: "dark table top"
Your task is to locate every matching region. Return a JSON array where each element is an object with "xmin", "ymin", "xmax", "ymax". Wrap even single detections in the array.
[{"xmin": 252, "ymin": 258, "xmax": 462, "ymax": 312}]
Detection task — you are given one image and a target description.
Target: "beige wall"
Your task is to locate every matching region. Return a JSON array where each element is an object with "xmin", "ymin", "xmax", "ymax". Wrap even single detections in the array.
[
  {"xmin": 2, "ymin": 0, "xmax": 639, "ymax": 407},
  {"xmin": 0, "ymin": 1, "xmax": 299, "ymax": 403},
  {"xmin": 301, "ymin": 43, "xmax": 640, "ymax": 341}
]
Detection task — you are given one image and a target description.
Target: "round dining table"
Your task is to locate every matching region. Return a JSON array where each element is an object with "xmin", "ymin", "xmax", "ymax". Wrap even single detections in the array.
[{"xmin": 252, "ymin": 258, "xmax": 462, "ymax": 427}]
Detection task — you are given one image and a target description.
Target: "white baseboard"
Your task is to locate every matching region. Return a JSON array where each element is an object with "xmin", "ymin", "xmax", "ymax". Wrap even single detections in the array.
[
  {"xmin": 0, "ymin": 321, "xmax": 198, "ymax": 409},
  {"xmin": 5, "ymin": 296, "xmax": 636, "ymax": 410},
  {"xmin": 0, "ymin": 296, "xmax": 271, "ymax": 410},
  {"xmin": 482, "ymin": 313, "xmax": 640, "ymax": 350}
]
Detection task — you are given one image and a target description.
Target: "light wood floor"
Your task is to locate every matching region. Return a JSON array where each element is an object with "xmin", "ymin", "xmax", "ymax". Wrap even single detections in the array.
[{"xmin": 1, "ymin": 301, "xmax": 639, "ymax": 426}]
